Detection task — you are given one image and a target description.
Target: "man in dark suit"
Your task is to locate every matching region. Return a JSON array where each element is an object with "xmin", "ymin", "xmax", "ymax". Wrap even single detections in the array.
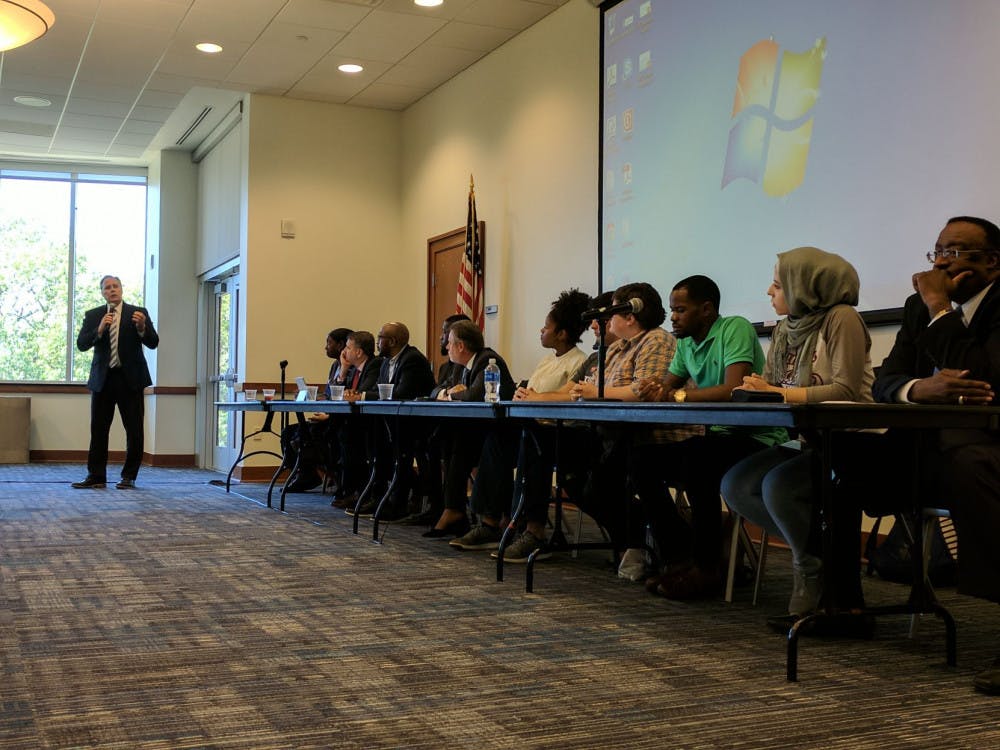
[
  {"xmin": 424, "ymin": 319, "xmax": 515, "ymax": 537},
  {"xmin": 402, "ymin": 313, "xmax": 471, "ymax": 525},
  {"xmin": 833, "ymin": 216, "xmax": 1000, "ymax": 691},
  {"xmin": 72, "ymin": 275, "xmax": 159, "ymax": 489},
  {"xmin": 330, "ymin": 331, "xmax": 383, "ymax": 507},
  {"xmin": 347, "ymin": 322, "xmax": 435, "ymax": 519},
  {"xmin": 367, "ymin": 321, "xmax": 436, "ymax": 401}
]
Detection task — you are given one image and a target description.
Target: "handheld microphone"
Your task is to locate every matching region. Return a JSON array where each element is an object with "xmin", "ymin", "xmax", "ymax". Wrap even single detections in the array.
[
  {"xmin": 580, "ymin": 297, "xmax": 643, "ymax": 321},
  {"xmin": 279, "ymin": 360, "xmax": 289, "ymax": 370}
]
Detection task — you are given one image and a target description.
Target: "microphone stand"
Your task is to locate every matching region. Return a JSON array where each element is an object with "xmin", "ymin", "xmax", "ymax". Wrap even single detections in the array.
[
  {"xmin": 279, "ymin": 359, "xmax": 289, "ymax": 430},
  {"xmin": 596, "ymin": 318, "xmax": 608, "ymax": 400}
]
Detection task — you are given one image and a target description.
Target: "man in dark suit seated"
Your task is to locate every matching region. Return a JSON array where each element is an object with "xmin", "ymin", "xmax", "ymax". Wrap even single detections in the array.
[
  {"xmin": 284, "ymin": 327, "xmax": 352, "ymax": 492},
  {"xmin": 400, "ymin": 313, "xmax": 472, "ymax": 525},
  {"xmin": 423, "ymin": 319, "xmax": 515, "ymax": 538},
  {"xmin": 72, "ymin": 275, "xmax": 159, "ymax": 490},
  {"xmin": 347, "ymin": 321, "xmax": 436, "ymax": 519},
  {"xmin": 831, "ymin": 216, "xmax": 1000, "ymax": 690},
  {"xmin": 329, "ymin": 331, "xmax": 382, "ymax": 507}
]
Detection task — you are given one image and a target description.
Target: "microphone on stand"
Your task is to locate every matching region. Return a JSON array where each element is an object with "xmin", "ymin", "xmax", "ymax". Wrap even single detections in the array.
[
  {"xmin": 580, "ymin": 297, "xmax": 643, "ymax": 321},
  {"xmin": 279, "ymin": 360, "xmax": 288, "ymax": 400}
]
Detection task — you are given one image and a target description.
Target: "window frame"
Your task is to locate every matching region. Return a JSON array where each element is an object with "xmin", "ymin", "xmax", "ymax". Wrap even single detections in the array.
[{"xmin": 0, "ymin": 163, "xmax": 148, "ymax": 384}]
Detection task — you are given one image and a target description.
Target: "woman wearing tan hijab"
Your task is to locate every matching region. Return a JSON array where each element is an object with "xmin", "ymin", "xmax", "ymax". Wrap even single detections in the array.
[{"xmin": 722, "ymin": 246, "xmax": 874, "ymax": 618}]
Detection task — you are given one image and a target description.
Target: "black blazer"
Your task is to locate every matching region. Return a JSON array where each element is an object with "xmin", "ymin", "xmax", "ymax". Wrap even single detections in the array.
[
  {"xmin": 349, "ymin": 356, "xmax": 383, "ymax": 395},
  {"xmin": 77, "ymin": 302, "xmax": 158, "ymax": 392},
  {"xmin": 873, "ymin": 284, "xmax": 1000, "ymax": 402},
  {"xmin": 371, "ymin": 345, "xmax": 435, "ymax": 400},
  {"xmin": 430, "ymin": 360, "xmax": 467, "ymax": 399},
  {"xmin": 449, "ymin": 347, "xmax": 516, "ymax": 402}
]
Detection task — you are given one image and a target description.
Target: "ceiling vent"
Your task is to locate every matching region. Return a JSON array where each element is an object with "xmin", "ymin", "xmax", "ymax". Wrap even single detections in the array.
[{"xmin": 175, "ymin": 106, "xmax": 212, "ymax": 146}]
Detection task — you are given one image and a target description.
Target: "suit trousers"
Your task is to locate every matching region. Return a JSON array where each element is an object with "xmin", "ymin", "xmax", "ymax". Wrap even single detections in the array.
[{"xmin": 88, "ymin": 368, "xmax": 145, "ymax": 480}]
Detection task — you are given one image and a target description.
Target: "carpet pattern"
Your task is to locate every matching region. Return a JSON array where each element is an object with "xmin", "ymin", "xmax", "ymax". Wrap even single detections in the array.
[{"xmin": 0, "ymin": 464, "xmax": 997, "ymax": 749}]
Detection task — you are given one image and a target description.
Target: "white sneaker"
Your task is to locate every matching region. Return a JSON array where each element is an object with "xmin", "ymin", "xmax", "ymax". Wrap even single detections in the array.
[
  {"xmin": 617, "ymin": 548, "xmax": 648, "ymax": 581},
  {"xmin": 788, "ymin": 560, "xmax": 822, "ymax": 615}
]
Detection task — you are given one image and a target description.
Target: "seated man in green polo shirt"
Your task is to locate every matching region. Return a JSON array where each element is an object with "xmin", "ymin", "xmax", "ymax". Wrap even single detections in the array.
[{"xmin": 633, "ymin": 275, "xmax": 787, "ymax": 599}]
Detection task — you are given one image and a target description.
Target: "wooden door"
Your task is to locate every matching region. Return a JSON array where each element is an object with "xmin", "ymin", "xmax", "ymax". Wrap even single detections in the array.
[{"xmin": 426, "ymin": 222, "xmax": 485, "ymax": 375}]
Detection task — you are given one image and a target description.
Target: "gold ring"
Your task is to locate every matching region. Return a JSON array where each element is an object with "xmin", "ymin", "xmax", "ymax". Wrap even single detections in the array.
[{"xmin": 959, "ymin": 395, "xmax": 965, "ymax": 405}]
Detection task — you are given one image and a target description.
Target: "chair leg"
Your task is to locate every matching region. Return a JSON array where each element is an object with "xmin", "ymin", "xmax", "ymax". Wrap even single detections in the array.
[
  {"xmin": 909, "ymin": 514, "xmax": 938, "ymax": 638},
  {"xmin": 753, "ymin": 530, "xmax": 769, "ymax": 606},
  {"xmin": 725, "ymin": 513, "xmax": 768, "ymax": 605},
  {"xmin": 725, "ymin": 513, "xmax": 742, "ymax": 603}
]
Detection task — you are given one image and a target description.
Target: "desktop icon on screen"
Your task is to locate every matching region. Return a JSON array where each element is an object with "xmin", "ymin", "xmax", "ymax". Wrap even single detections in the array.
[{"xmin": 722, "ymin": 37, "xmax": 826, "ymax": 197}]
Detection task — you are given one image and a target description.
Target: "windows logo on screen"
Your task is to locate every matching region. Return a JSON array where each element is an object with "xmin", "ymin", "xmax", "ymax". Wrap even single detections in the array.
[{"xmin": 722, "ymin": 37, "xmax": 826, "ymax": 198}]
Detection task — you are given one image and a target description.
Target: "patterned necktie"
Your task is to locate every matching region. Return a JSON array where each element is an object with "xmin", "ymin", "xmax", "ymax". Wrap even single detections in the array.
[{"xmin": 109, "ymin": 306, "xmax": 120, "ymax": 368}]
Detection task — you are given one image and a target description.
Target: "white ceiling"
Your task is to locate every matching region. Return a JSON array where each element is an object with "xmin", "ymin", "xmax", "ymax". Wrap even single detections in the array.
[{"xmin": 0, "ymin": 0, "xmax": 570, "ymax": 165}]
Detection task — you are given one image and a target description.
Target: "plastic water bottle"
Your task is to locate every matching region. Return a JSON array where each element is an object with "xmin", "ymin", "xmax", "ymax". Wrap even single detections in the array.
[{"xmin": 484, "ymin": 358, "xmax": 501, "ymax": 403}]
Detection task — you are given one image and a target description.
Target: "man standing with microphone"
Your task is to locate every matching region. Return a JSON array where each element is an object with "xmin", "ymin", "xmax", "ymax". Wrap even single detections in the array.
[{"xmin": 72, "ymin": 275, "xmax": 159, "ymax": 490}]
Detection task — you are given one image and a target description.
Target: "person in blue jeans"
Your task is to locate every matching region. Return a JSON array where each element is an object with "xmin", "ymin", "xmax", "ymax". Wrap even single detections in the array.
[{"xmin": 721, "ymin": 246, "xmax": 873, "ymax": 618}]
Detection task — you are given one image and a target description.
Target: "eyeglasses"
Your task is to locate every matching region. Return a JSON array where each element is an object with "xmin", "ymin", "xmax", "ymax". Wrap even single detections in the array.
[{"xmin": 926, "ymin": 244, "xmax": 987, "ymax": 262}]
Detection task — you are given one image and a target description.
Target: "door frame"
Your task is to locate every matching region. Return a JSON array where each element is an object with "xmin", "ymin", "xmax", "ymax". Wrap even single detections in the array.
[{"xmin": 426, "ymin": 222, "xmax": 485, "ymax": 374}]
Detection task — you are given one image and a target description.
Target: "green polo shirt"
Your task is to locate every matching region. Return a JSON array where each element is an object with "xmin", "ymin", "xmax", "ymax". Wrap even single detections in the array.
[{"xmin": 669, "ymin": 315, "xmax": 787, "ymax": 445}]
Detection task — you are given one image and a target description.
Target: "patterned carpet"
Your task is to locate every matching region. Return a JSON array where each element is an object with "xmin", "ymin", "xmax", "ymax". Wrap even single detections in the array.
[{"xmin": 0, "ymin": 464, "xmax": 997, "ymax": 749}]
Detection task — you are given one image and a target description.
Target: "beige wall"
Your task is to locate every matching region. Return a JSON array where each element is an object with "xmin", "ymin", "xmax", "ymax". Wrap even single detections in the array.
[
  {"xmin": 241, "ymin": 95, "xmax": 404, "ymax": 386},
  {"xmin": 401, "ymin": 0, "xmax": 601, "ymax": 379}
]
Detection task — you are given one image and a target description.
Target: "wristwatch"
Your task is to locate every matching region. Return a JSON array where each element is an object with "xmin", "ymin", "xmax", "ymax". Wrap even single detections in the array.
[{"xmin": 673, "ymin": 388, "xmax": 687, "ymax": 403}]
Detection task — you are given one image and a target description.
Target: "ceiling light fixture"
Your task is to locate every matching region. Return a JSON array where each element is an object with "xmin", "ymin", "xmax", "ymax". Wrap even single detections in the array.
[
  {"xmin": 414, "ymin": 0, "xmax": 444, "ymax": 7},
  {"xmin": 196, "ymin": 42, "xmax": 223, "ymax": 54},
  {"xmin": 338, "ymin": 63, "xmax": 363, "ymax": 74},
  {"xmin": 0, "ymin": 0, "xmax": 55, "ymax": 52},
  {"xmin": 13, "ymin": 95, "xmax": 50, "ymax": 107}
]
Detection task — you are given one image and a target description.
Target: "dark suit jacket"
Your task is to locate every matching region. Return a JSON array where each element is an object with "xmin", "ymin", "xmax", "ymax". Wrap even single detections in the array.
[
  {"xmin": 873, "ymin": 284, "xmax": 1000, "ymax": 402},
  {"xmin": 349, "ymin": 356, "xmax": 383, "ymax": 395},
  {"xmin": 449, "ymin": 347, "xmax": 516, "ymax": 402},
  {"xmin": 371, "ymin": 345, "xmax": 435, "ymax": 400},
  {"xmin": 430, "ymin": 360, "xmax": 467, "ymax": 399},
  {"xmin": 77, "ymin": 302, "xmax": 159, "ymax": 392}
]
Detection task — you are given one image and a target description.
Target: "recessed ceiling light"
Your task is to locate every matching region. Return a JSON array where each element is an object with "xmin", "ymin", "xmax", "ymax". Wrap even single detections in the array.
[
  {"xmin": 196, "ymin": 42, "xmax": 223, "ymax": 54},
  {"xmin": 338, "ymin": 63, "xmax": 363, "ymax": 74},
  {"xmin": 415, "ymin": 0, "xmax": 444, "ymax": 7},
  {"xmin": 13, "ymin": 95, "xmax": 51, "ymax": 107}
]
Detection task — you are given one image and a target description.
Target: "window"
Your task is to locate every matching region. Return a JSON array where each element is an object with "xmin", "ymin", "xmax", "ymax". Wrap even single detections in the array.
[{"xmin": 0, "ymin": 167, "xmax": 147, "ymax": 382}]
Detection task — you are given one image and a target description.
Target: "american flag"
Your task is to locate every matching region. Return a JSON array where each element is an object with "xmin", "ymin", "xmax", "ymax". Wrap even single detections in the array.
[{"xmin": 456, "ymin": 176, "xmax": 484, "ymax": 329}]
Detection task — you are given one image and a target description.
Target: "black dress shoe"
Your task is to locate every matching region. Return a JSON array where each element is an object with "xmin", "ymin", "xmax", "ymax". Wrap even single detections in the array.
[
  {"xmin": 422, "ymin": 516, "xmax": 471, "ymax": 539},
  {"xmin": 345, "ymin": 499, "xmax": 378, "ymax": 517},
  {"xmin": 398, "ymin": 509, "xmax": 439, "ymax": 526},
  {"xmin": 71, "ymin": 477, "xmax": 106, "ymax": 489},
  {"xmin": 285, "ymin": 473, "xmax": 322, "ymax": 493},
  {"xmin": 331, "ymin": 492, "xmax": 358, "ymax": 509},
  {"xmin": 973, "ymin": 658, "xmax": 1000, "ymax": 695},
  {"xmin": 115, "ymin": 478, "xmax": 136, "ymax": 489},
  {"xmin": 372, "ymin": 504, "xmax": 410, "ymax": 522}
]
